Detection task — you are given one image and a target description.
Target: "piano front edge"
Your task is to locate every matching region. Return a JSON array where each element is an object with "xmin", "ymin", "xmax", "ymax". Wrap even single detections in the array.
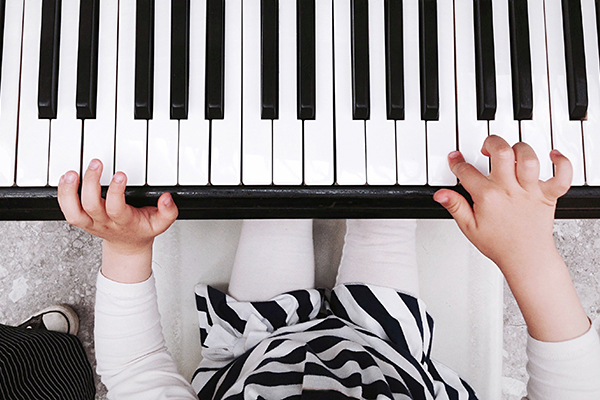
[{"xmin": 0, "ymin": 186, "xmax": 599, "ymax": 220}]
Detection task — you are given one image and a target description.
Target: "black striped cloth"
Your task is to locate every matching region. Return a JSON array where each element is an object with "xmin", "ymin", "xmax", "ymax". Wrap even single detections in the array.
[
  {"xmin": 192, "ymin": 283, "xmax": 478, "ymax": 399},
  {"xmin": 0, "ymin": 324, "xmax": 95, "ymax": 400}
]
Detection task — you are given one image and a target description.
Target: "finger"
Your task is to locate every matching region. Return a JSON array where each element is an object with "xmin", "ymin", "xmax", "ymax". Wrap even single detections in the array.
[
  {"xmin": 105, "ymin": 172, "xmax": 135, "ymax": 225},
  {"xmin": 540, "ymin": 149, "xmax": 572, "ymax": 200},
  {"xmin": 149, "ymin": 192, "xmax": 179, "ymax": 235},
  {"xmin": 481, "ymin": 135, "xmax": 517, "ymax": 186},
  {"xmin": 80, "ymin": 159, "xmax": 109, "ymax": 222},
  {"xmin": 448, "ymin": 150, "xmax": 490, "ymax": 193},
  {"xmin": 434, "ymin": 189, "xmax": 477, "ymax": 235},
  {"xmin": 513, "ymin": 142, "xmax": 540, "ymax": 190},
  {"xmin": 57, "ymin": 171, "xmax": 93, "ymax": 227}
]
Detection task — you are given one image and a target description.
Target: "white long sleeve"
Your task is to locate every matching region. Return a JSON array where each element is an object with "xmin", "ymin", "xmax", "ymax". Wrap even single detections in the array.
[
  {"xmin": 94, "ymin": 272, "xmax": 197, "ymax": 400},
  {"xmin": 523, "ymin": 322, "xmax": 600, "ymax": 400}
]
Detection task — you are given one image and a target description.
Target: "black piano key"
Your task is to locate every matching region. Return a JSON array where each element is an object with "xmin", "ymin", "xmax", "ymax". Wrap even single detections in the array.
[
  {"xmin": 205, "ymin": 0, "xmax": 225, "ymax": 120},
  {"xmin": 134, "ymin": 0, "xmax": 154, "ymax": 120},
  {"xmin": 297, "ymin": 0, "xmax": 315, "ymax": 120},
  {"xmin": 76, "ymin": 0, "xmax": 100, "ymax": 119},
  {"xmin": 385, "ymin": 0, "xmax": 404, "ymax": 120},
  {"xmin": 38, "ymin": 0, "xmax": 61, "ymax": 120},
  {"xmin": 261, "ymin": 0, "xmax": 278, "ymax": 119},
  {"xmin": 562, "ymin": 0, "xmax": 587, "ymax": 120},
  {"xmin": 0, "ymin": 0, "xmax": 6, "ymax": 88},
  {"xmin": 171, "ymin": 0, "xmax": 190, "ymax": 119},
  {"xmin": 351, "ymin": 0, "xmax": 370, "ymax": 120},
  {"xmin": 419, "ymin": 0, "xmax": 438, "ymax": 121},
  {"xmin": 508, "ymin": 0, "xmax": 533, "ymax": 120},
  {"xmin": 473, "ymin": 0, "xmax": 496, "ymax": 120}
]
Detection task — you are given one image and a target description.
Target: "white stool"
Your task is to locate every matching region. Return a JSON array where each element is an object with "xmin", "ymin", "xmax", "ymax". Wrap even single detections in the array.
[{"xmin": 152, "ymin": 220, "xmax": 503, "ymax": 400}]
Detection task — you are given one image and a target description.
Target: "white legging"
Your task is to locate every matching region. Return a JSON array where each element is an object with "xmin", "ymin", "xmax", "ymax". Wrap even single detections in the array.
[{"xmin": 227, "ymin": 219, "xmax": 419, "ymax": 302}]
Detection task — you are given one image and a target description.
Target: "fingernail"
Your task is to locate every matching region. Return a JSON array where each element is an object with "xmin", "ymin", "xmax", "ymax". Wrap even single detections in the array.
[
  {"xmin": 449, "ymin": 150, "xmax": 461, "ymax": 159},
  {"xmin": 551, "ymin": 149, "xmax": 562, "ymax": 157},
  {"xmin": 163, "ymin": 194, "xmax": 172, "ymax": 206},
  {"xmin": 65, "ymin": 172, "xmax": 75, "ymax": 183},
  {"xmin": 89, "ymin": 159, "xmax": 100, "ymax": 170},
  {"xmin": 114, "ymin": 173, "xmax": 124, "ymax": 183}
]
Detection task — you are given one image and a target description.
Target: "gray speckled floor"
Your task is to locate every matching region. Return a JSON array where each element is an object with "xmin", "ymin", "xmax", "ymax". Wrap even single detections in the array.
[{"xmin": 0, "ymin": 219, "xmax": 598, "ymax": 400}]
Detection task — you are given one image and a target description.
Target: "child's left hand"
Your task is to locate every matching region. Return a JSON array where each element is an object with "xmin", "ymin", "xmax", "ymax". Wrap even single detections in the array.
[{"xmin": 57, "ymin": 159, "xmax": 179, "ymax": 256}]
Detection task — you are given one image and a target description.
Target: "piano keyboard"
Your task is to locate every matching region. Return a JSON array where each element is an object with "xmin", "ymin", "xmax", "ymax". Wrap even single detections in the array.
[{"xmin": 1, "ymin": 0, "xmax": 600, "ymax": 219}]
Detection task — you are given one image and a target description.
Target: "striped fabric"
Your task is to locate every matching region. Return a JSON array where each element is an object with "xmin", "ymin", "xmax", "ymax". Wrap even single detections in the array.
[
  {"xmin": 192, "ymin": 284, "xmax": 478, "ymax": 399},
  {"xmin": 0, "ymin": 324, "xmax": 95, "ymax": 400}
]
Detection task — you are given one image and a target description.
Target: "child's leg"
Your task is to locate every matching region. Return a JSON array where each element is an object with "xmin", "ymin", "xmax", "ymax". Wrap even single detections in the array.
[
  {"xmin": 335, "ymin": 219, "xmax": 420, "ymax": 297},
  {"xmin": 228, "ymin": 220, "xmax": 315, "ymax": 301}
]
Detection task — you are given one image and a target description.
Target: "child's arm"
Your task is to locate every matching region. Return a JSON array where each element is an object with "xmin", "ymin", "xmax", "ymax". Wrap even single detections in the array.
[
  {"xmin": 434, "ymin": 135, "xmax": 600, "ymax": 399},
  {"xmin": 434, "ymin": 135, "xmax": 588, "ymax": 342},
  {"xmin": 58, "ymin": 160, "xmax": 197, "ymax": 399}
]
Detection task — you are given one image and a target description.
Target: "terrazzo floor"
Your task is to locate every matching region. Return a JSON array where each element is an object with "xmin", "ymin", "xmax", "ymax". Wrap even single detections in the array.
[{"xmin": 0, "ymin": 219, "xmax": 598, "ymax": 400}]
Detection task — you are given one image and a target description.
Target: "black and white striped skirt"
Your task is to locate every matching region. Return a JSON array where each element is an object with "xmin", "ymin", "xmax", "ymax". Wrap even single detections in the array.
[
  {"xmin": 192, "ymin": 283, "xmax": 478, "ymax": 399},
  {"xmin": 0, "ymin": 324, "xmax": 95, "ymax": 400}
]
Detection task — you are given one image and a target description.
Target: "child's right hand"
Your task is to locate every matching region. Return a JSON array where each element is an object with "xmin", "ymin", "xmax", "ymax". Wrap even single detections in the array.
[
  {"xmin": 435, "ymin": 135, "xmax": 593, "ymax": 343},
  {"xmin": 433, "ymin": 135, "xmax": 572, "ymax": 274}
]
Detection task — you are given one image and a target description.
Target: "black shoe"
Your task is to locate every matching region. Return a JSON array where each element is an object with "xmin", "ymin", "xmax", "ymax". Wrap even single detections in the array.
[{"xmin": 18, "ymin": 304, "xmax": 79, "ymax": 335}]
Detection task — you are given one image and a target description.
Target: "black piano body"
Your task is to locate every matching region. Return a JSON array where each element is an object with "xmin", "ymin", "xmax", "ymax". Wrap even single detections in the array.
[{"xmin": 1, "ymin": 185, "xmax": 599, "ymax": 220}]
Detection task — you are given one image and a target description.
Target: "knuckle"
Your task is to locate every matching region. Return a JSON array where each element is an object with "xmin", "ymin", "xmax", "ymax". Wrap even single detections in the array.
[
  {"xmin": 479, "ymin": 188, "xmax": 502, "ymax": 205},
  {"xmin": 453, "ymin": 162, "xmax": 470, "ymax": 176},
  {"xmin": 65, "ymin": 214, "xmax": 87, "ymax": 228},
  {"xmin": 105, "ymin": 206, "xmax": 120, "ymax": 219},
  {"xmin": 446, "ymin": 200, "xmax": 462, "ymax": 214},
  {"xmin": 519, "ymin": 157, "xmax": 539, "ymax": 170},
  {"xmin": 556, "ymin": 179, "xmax": 571, "ymax": 193},
  {"xmin": 105, "ymin": 205, "xmax": 127, "ymax": 222},
  {"xmin": 495, "ymin": 147, "xmax": 514, "ymax": 160},
  {"xmin": 81, "ymin": 201, "xmax": 102, "ymax": 216}
]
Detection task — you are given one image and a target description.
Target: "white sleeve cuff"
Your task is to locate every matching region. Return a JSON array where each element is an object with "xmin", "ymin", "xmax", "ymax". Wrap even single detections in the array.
[
  {"xmin": 525, "ymin": 320, "xmax": 600, "ymax": 400},
  {"xmin": 96, "ymin": 269, "xmax": 156, "ymax": 299}
]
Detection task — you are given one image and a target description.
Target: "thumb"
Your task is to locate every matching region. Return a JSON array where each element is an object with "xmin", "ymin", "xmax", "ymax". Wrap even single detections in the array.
[
  {"xmin": 434, "ymin": 189, "xmax": 476, "ymax": 233},
  {"xmin": 152, "ymin": 193, "xmax": 179, "ymax": 235}
]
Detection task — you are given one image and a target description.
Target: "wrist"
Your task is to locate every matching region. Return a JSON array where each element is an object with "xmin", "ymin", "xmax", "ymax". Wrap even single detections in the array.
[
  {"xmin": 101, "ymin": 240, "xmax": 154, "ymax": 284},
  {"xmin": 102, "ymin": 238, "xmax": 154, "ymax": 257},
  {"xmin": 503, "ymin": 249, "xmax": 590, "ymax": 342}
]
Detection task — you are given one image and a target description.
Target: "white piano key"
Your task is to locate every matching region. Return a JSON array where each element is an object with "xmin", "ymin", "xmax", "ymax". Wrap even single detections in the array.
[
  {"xmin": 17, "ymin": 0, "xmax": 50, "ymax": 187},
  {"xmin": 211, "ymin": 0, "xmax": 242, "ymax": 185},
  {"xmin": 147, "ymin": 0, "xmax": 179, "ymax": 186},
  {"xmin": 0, "ymin": 0, "xmax": 24, "ymax": 186},
  {"xmin": 396, "ymin": 0, "xmax": 426, "ymax": 185},
  {"xmin": 333, "ymin": 0, "xmax": 366, "ymax": 185},
  {"xmin": 544, "ymin": 0, "xmax": 585, "ymax": 185},
  {"xmin": 242, "ymin": 0, "xmax": 272, "ymax": 185},
  {"xmin": 115, "ymin": 0, "xmax": 148, "ymax": 185},
  {"xmin": 489, "ymin": 0, "xmax": 519, "ymax": 147},
  {"xmin": 427, "ymin": 0, "xmax": 456, "ymax": 186},
  {"xmin": 520, "ymin": 0, "xmax": 552, "ymax": 181},
  {"xmin": 83, "ymin": 0, "xmax": 119, "ymax": 186},
  {"xmin": 49, "ymin": 0, "xmax": 82, "ymax": 186},
  {"xmin": 454, "ymin": 0, "xmax": 488, "ymax": 176},
  {"xmin": 365, "ymin": 0, "xmax": 396, "ymax": 185},
  {"xmin": 304, "ymin": 0, "xmax": 334, "ymax": 185},
  {"xmin": 581, "ymin": 0, "xmax": 600, "ymax": 185},
  {"xmin": 179, "ymin": 0, "xmax": 210, "ymax": 186},
  {"xmin": 273, "ymin": 0, "xmax": 303, "ymax": 185}
]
